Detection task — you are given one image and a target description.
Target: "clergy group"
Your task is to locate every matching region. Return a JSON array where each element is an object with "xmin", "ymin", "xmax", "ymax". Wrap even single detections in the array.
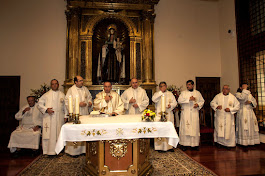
[{"xmin": 7, "ymin": 76, "xmax": 260, "ymax": 157}]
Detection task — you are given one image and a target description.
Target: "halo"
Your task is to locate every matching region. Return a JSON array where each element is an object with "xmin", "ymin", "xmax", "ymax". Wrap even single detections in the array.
[{"xmin": 107, "ymin": 24, "xmax": 117, "ymax": 31}]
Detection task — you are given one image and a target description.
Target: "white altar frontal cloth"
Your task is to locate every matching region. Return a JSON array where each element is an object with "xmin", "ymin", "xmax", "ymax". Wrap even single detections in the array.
[{"xmin": 55, "ymin": 115, "xmax": 179, "ymax": 154}]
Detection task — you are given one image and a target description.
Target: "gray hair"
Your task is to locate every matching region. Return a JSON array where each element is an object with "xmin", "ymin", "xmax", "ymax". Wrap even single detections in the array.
[{"xmin": 222, "ymin": 85, "xmax": 230, "ymax": 89}]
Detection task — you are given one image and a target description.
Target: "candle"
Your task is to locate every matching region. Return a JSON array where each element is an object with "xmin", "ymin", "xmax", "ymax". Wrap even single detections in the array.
[
  {"xmin": 161, "ymin": 94, "xmax": 166, "ymax": 112},
  {"xmin": 75, "ymin": 95, "xmax": 80, "ymax": 114},
  {"xmin": 69, "ymin": 96, "xmax": 73, "ymax": 113}
]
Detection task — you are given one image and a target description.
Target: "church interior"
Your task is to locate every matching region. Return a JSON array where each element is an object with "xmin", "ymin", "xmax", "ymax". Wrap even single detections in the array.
[{"xmin": 0, "ymin": 0, "xmax": 265, "ymax": 175}]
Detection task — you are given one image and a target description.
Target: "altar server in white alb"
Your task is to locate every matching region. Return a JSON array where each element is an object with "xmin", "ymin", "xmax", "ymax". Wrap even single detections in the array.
[
  {"xmin": 178, "ymin": 80, "xmax": 204, "ymax": 151},
  {"xmin": 65, "ymin": 76, "xmax": 93, "ymax": 156},
  {"xmin": 121, "ymin": 78, "xmax": 149, "ymax": 114},
  {"xmin": 210, "ymin": 85, "xmax": 240, "ymax": 148},
  {"xmin": 152, "ymin": 81, "xmax": 177, "ymax": 152},
  {"xmin": 8, "ymin": 96, "xmax": 42, "ymax": 155},
  {"xmin": 235, "ymin": 83, "xmax": 260, "ymax": 146},
  {"xmin": 37, "ymin": 79, "xmax": 66, "ymax": 155},
  {"xmin": 94, "ymin": 81, "xmax": 124, "ymax": 115}
]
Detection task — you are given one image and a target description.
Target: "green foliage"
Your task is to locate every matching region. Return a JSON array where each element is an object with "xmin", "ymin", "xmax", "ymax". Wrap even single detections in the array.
[{"xmin": 30, "ymin": 83, "xmax": 50, "ymax": 101}]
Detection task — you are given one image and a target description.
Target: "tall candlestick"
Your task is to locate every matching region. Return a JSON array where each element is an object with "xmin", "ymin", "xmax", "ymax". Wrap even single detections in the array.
[
  {"xmin": 161, "ymin": 94, "xmax": 166, "ymax": 112},
  {"xmin": 69, "ymin": 96, "xmax": 73, "ymax": 114},
  {"xmin": 75, "ymin": 95, "xmax": 80, "ymax": 114}
]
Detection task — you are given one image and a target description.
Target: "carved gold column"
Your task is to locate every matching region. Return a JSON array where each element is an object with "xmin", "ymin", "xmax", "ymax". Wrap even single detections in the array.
[
  {"xmin": 87, "ymin": 35, "xmax": 92, "ymax": 85},
  {"xmin": 142, "ymin": 10, "xmax": 155, "ymax": 84},
  {"xmin": 79, "ymin": 35, "xmax": 92, "ymax": 86},
  {"xmin": 130, "ymin": 37, "xmax": 137, "ymax": 79},
  {"xmin": 67, "ymin": 8, "xmax": 80, "ymax": 82}
]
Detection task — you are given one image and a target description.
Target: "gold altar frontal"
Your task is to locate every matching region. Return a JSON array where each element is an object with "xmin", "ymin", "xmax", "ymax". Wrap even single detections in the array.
[{"xmin": 84, "ymin": 139, "xmax": 152, "ymax": 176}]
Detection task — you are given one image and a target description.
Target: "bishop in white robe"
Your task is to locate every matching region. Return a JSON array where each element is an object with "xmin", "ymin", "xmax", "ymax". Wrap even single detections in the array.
[
  {"xmin": 121, "ymin": 78, "xmax": 149, "ymax": 114},
  {"xmin": 37, "ymin": 79, "xmax": 66, "ymax": 155},
  {"xmin": 8, "ymin": 96, "xmax": 41, "ymax": 153},
  {"xmin": 152, "ymin": 82, "xmax": 177, "ymax": 152},
  {"xmin": 65, "ymin": 76, "xmax": 93, "ymax": 156},
  {"xmin": 94, "ymin": 82, "xmax": 124, "ymax": 115},
  {"xmin": 210, "ymin": 85, "xmax": 240, "ymax": 147},
  {"xmin": 235, "ymin": 84, "xmax": 260, "ymax": 146},
  {"xmin": 178, "ymin": 80, "xmax": 204, "ymax": 149}
]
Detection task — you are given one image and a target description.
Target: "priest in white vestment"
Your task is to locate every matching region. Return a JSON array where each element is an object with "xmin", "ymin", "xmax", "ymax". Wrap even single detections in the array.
[
  {"xmin": 8, "ymin": 96, "xmax": 41, "ymax": 154},
  {"xmin": 210, "ymin": 85, "xmax": 240, "ymax": 148},
  {"xmin": 235, "ymin": 83, "xmax": 260, "ymax": 146},
  {"xmin": 94, "ymin": 82, "xmax": 124, "ymax": 115},
  {"xmin": 178, "ymin": 80, "xmax": 204, "ymax": 151},
  {"xmin": 121, "ymin": 78, "xmax": 149, "ymax": 114},
  {"xmin": 37, "ymin": 79, "xmax": 66, "ymax": 155},
  {"xmin": 65, "ymin": 76, "xmax": 93, "ymax": 156},
  {"xmin": 152, "ymin": 82, "xmax": 177, "ymax": 152}
]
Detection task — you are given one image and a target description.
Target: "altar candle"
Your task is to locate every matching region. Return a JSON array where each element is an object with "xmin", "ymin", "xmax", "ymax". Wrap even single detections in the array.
[
  {"xmin": 75, "ymin": 95, "xmax": 80, "ymax": 114},
  {"xmin": 161, "ymin": 94, "xmax": 166, "ymax": 112},
  {"xmin": 69, "ymin": 96, "xmax": 73, "ymax": 114}
]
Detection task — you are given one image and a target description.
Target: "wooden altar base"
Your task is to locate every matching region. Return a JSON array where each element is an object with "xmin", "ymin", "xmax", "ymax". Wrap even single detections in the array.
[{"xmin": 83, "ymin": 139, "xmax": 152, "ymax": 176}]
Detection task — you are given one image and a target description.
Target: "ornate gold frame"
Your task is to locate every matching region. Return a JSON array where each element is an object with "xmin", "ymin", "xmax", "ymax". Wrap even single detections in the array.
[{"xmin": 64, "ymin": 0, "xmax": 159, "ymax": 96}]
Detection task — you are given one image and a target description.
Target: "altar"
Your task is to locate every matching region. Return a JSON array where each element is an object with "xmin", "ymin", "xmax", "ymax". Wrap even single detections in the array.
[{"xmin": 55, "ymin": 115, "xmax": 179, "ymax": 176}]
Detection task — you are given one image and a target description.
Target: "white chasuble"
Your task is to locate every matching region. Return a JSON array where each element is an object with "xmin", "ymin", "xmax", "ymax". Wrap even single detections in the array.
[
  {"xmin": 178, "ymin": 90, "xmax": 204, "ymax": 147},
  {"xmin": 65, "ymin": 85, "xmax": 92, "ymax": 156},
  {"xmin": 121, "ymin": 87, "xmax": 149, "ymax": 115},
  {"xmin": 210, "ymin": 93, "xmax": 240, "ymax": 147},
  {"xmin": 65, "ymin": 85, "xmax": 93, "ymax": 115},
  {"xmin": 235, "ymin": 89, "xmax": 260, "ymax": 145},
  {"xmin": 38, "ymin": 90, "xmax": 65, "ymax": 155},
  {"xmin": 8, "ymin": 104, "xmax": 41, "ymax": 153},
  {"xmin": 152, "ymin": 90, "xmax": 177, "ymax": 151},
  {"xmin": 93, "ymin": 90, "xmax": 124, "ymax": 115}
]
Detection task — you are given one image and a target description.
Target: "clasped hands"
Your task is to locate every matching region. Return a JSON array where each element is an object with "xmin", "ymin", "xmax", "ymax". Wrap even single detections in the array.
[
  {"xmin": 105, "ymin": 95, "xmax": 113, "ymax": 103},
  {"xmin": 190, "ymin": 96, "xmax": 198, "ymax": 108},
  {"xmin": 79, "ymin": 101, "xmax": 92, "ymax": 107},
  {"xmin": 129, "ymin": 97, "xmax": 139, "ymax": 108},
  {"xmin": 216, "ymin": 105, "xmax": 230, "ymax": 112}
]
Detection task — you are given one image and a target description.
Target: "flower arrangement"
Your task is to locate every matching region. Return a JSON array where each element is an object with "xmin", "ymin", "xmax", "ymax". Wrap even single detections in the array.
[
  {"xmin": 30, "ymin": 83, "xmax": 50, "ymax": 101},
  {"xmin": 142, "ymin": 109, "xmax": 156, "ymax": 122},
  {"xmin": 167, "ymin": 85, "xmax": 183, "ymax": 99}
]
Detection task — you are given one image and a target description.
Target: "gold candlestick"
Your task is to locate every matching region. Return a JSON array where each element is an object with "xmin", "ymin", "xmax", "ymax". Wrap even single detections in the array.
[
  {"xmin": 159, "ymin": 111, "xmax": 168, "ymax": 122},
  {"xmin": 74, "ymin": 114, "xmax": 81, "ymax": 124},
  {"xmin": 68, "ymin": 113, "xmax": 73, "ymax": 122}
]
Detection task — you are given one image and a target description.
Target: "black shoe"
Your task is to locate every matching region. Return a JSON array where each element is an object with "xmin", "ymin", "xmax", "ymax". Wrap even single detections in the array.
[
  {"xmin": 158, "ymin": 150, "xmax": 166, "ymax": 153},
  {"xmin": 215, "ymin": 143, "xmax": 221, "ymax": 148},
  {"xmin": 192, "ymin": 146, "xmax": 199, "ymax": 151},
  {"xmin": 31, "ymin": 150, "xmax": 39, "ymax": 157},
  {"xmin": 181, "ymin": 146, "xmax": 187, "ymax": 151},
  {"xmin": 11, "ymin": 151, "xmax": 20, "ymax": 158},
  {"xmin": 224, "ymin": 146, "xmax": 231, "ymax": 150},
  {"xmin": 71, "ymin": 155, "xmax": 79, "ymax": 158},
  {"xmin": 168, "ymin": 149, "xmax": 175, "ymax": 152}
]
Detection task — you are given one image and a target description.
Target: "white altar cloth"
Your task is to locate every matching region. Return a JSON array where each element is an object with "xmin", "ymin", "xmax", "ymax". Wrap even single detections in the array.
[{"xmin": 55, "ymin": 115, "xmax": 179, "ymax": 154}]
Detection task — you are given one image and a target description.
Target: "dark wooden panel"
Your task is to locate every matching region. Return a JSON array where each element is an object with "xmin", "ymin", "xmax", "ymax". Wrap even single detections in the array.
[
  {"xmin": 0, "ymin": 76, "xmax": 20, "ymax": 153},
  {"xmin": 196, "ymin": 77, "xmax": 220, "ymax": 126}
]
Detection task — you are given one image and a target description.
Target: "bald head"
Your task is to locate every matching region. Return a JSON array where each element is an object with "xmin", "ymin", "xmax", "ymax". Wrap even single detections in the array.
[
  {"xmin": 104, "ymin": 82, "xmax": 112, "ymax": 93},
  {"xmin": 131, "ymin": 78, "xmax": 138, "ymax": 89}
]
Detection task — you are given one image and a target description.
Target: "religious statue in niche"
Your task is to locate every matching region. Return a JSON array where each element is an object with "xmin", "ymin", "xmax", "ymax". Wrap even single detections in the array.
[{"xmin": 97, "ymin": 24, "xmax": 126, "ymax": 84}]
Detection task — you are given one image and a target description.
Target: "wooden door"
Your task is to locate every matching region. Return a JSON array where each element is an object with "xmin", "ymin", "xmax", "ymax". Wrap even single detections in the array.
[
  {"xmin": 0, "ymin": 76, "xmax": 20, "ymax": 152},
  {"xmin": 196, "ymin": 77, "xmax": 220, "ymax": 127}
]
